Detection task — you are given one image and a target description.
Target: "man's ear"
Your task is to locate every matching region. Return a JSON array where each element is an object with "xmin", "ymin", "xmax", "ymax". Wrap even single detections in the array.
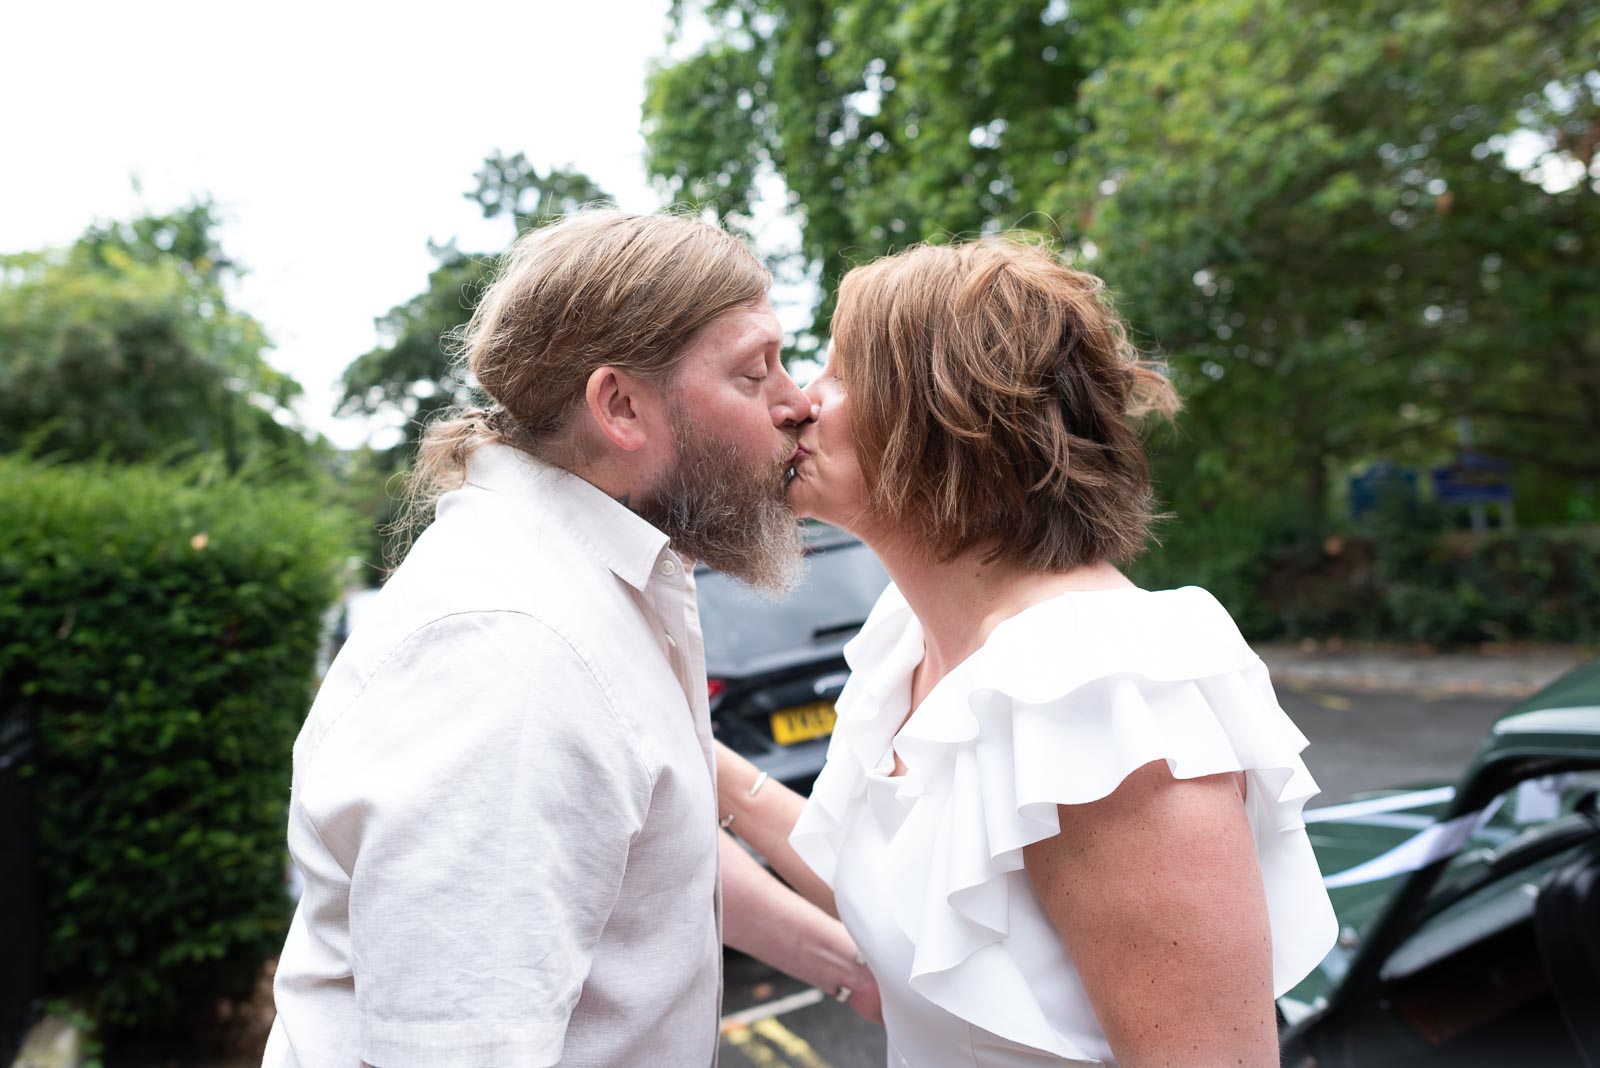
[{"xmin": 583, "ymin": 366, "xmax": 658, "ymax": 451}]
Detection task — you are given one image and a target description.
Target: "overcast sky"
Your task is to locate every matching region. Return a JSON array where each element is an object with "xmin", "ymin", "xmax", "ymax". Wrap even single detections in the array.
[{"xmin": 2, "ymin": 0, "xmax": 745, "ymax": 448}]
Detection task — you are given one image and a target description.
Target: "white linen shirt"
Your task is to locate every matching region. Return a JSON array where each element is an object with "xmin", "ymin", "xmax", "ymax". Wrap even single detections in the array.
[{"xmin": 265, "ymin": 444, "xmax": 722, "ymax": 1068}]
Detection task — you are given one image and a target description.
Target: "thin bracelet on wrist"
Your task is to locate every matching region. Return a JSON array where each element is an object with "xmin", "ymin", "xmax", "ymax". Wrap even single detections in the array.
[{"xmin": 720, "ymin": 771, "xmax": 770, "ymax": 831}]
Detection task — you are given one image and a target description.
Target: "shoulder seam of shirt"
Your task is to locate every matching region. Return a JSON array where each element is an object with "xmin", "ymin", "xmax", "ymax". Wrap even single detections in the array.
[
  {"xmin": 513, "ymin": 609, "xmax": 656, "ymax": 809},
  {"xmin": 303, "ymin": 608, "xmax": 655, "ymax": 807}
]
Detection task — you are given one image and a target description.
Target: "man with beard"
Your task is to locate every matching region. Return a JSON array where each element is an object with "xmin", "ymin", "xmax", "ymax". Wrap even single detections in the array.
[{"xmin": 264, "ymin": 210, "xmax": 877, "ymax": 1068}]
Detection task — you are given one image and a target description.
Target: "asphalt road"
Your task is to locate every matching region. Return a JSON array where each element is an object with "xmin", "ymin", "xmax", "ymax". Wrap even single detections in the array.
[
  {"xmin": 1280, "ymin": 683, "xmax": 1511, "ymax": 805},
  {"xmin": 716, "ymin": 684, "xmax": 1518, "ymax": 1067}
]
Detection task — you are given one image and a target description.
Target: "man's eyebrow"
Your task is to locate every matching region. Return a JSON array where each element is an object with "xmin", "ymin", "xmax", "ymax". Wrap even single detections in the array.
[{"xmin": 739, "ymin": 329, "xmax": 782, "ymax": 356}]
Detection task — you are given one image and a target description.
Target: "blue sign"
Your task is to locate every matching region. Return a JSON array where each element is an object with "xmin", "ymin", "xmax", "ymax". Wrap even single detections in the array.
[
  {"xmin": 1349, "ymin": 461, "xmax": 1418, "ymax": 517},
  {"xmin": 1432, "ymin": 453, "xmax": 1513, "ymax": 506}
]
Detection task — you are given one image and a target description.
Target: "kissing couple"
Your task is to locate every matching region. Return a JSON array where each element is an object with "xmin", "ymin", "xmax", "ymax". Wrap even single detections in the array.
[{"xmin": 266, "ymin": 209, "xmax": 1335, "ymax": 1067}]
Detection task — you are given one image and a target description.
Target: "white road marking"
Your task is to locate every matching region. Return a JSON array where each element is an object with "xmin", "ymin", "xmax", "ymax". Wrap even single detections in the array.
[{"xmin": 721, "ymin": 988, "xmax": 827, "ymax": 1030}]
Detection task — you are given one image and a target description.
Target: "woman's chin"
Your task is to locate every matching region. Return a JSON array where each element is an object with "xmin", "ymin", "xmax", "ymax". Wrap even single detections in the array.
[
  {"xmin": 784, "ymin": 484, "xmax": 812, "ymax": 520},
  {"xmin": 784, "ymin": 473, "xmax": 826, "ymax": 522}
]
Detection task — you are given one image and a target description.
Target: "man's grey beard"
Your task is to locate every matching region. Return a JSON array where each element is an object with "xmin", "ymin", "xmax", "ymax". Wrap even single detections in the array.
[{"xmin": 633, "ymin": 411, "xmax": 806, "ymax": 595}]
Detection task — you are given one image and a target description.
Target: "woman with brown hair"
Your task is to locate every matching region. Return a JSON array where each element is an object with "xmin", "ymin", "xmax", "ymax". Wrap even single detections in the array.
[{"xmin": 720, "ymin": 236, "xmax": 1336, "ymax": 1066}]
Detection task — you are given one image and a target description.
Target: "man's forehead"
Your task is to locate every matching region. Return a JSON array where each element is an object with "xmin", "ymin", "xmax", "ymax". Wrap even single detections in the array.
[{"xmin": 707, "ymin": 301, "xmax": 781, "ymax": 353}]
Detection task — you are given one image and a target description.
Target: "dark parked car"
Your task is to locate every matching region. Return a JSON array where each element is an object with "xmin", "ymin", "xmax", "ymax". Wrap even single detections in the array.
[
  {"xmin": 697, "ymin": 524, "xmax": 890, "ymax": 796},
  {"xmin": 1281, "ymin": 658, "xmax": 1600, "ymax": 1066}
]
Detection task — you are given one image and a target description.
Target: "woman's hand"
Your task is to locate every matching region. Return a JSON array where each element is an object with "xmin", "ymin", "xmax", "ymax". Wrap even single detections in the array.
[
  {"xmin": 719, "ymin": 831, "xmax": 883, "ymax": 1027},
  {"xmin": 841, "ymin": 966, "xmax": 884, "ymax": 1025},
  {"xmin": 1023, "ymin": 762, "xmax": 1277, "ymax": 1068}
]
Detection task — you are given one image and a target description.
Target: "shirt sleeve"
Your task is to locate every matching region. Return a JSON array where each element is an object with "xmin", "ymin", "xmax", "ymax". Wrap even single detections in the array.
[{"xmin": 307, "ymin": 610, "xmax": 652, "ymax": 1068}]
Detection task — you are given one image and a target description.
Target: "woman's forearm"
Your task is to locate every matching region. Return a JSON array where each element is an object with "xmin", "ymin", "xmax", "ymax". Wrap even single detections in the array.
[
  {"xmin": 715, "ymin": 741, "xmax": 838, "ymax": 917},
  {"xmin": 719, "ymin": 832, "xmax": 882, "ymax": 1024}
]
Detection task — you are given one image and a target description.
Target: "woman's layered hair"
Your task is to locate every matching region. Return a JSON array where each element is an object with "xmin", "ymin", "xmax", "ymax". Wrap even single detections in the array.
[{"xmin": 831, "ymin": 236, "xmax": 1179, "ymax": 570}]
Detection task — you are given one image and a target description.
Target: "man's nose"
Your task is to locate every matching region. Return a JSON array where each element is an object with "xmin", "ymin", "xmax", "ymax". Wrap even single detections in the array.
[{"xmin": 772, "ymin": 365, "xmax": 817, "ymax": 428}]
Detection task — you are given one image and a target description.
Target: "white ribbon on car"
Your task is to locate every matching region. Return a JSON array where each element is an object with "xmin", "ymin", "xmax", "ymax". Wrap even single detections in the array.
[
  {"xmin": 1321, "ymin": 802, "xmax": 1496, "ymax": 889},
  {"xmin": 1304, "ymin": 786, "xmax": 1457, "ymax": 825},
  {"xmin": 1316, "ymin": 775, "xmax": 1575, "ymax": 889}
]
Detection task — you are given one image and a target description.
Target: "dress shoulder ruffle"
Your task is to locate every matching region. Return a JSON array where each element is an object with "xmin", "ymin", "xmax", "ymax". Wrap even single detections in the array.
[{"xmin": 790, "ymin": 584, "xmax": 1338, "ymax": 1061}]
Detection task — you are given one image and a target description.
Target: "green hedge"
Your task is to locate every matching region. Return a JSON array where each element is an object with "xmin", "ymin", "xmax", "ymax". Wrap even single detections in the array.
[
  {"xmin": 1132, "ymin": 499, "xmax": 1320, "ymax": 639},
  {"xmin": 1136, "ymin": 505, "xmax": 1600, "ymax": 647},
  {"xmin": 0, "ymin": 457, "xmax": 349, "ymax": 1036}
]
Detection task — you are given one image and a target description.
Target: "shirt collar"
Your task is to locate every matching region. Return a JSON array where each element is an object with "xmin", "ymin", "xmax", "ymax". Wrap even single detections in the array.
[{"xmin": 462, "ymin": 442, "xmax": 673, "ymax": 592}]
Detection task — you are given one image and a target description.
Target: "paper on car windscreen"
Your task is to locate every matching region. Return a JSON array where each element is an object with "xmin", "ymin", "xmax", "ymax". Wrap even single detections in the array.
[{"xmin": 1514, "ymin": 774, "xmax": 1571, "ymax": 823}]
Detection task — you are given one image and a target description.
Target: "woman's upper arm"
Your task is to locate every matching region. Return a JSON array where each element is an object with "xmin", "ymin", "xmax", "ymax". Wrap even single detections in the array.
[{"xmin": 1022, "ymin": 760, "xmax": 1279, "ymax": 1068}]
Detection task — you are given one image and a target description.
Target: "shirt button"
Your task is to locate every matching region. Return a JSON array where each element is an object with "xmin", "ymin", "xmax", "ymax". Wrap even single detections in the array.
[
  {"xmin": 658, "ymin": 558, "xmax": 678, "ymax": 576},
  {"xmin": 665, "ymin": 633, "xmax": 678, "ymax": 650}
]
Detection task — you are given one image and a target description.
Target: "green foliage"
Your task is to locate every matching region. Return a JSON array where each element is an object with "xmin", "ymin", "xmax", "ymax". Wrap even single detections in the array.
[
  {"xmin": 0, "ymin": 456, "xmax": 351, "ymax": 1036},
  {"xmin": 1068, "ymin": 0, "xmax": 1600, "ymax": 520},
  {"xmin": 466, "ymin": 150, "xmax": 614, "ymax": 237},
  {"xmin": 1364, "ymin": 523, "xmax": 1600, "ymax": 645},
  {"xmin": 78, "ymin": 201, "xmax": 237, "ymax": 288},
  {"xmin": 336, "ymin": 159, "xmax": 613, "ymax": 570},
  {"xmin": 0, "ymin": 200, "xmax": 318, "ymax": 475},
  {"xmin": 339, "ymin": 159, "xmax": 615, "ymax": 442},
  {"xmin": 646, "ymin": 0, "xmax": 1600, "ymax": 522},
  {"xmin": 645, "ymin": 0, "xmax": 1136, "ymax": 341},
  {"xmin": 1131, "ymin": 498, "xmax": 1321, "ymax": 638},
  {"xmin": 1136, "ymin": 503, "xmax": 1600, "ymax": 647},
  {"xmin": 338, "ymin": 251, "xmax": 494, "ymax": 436}
]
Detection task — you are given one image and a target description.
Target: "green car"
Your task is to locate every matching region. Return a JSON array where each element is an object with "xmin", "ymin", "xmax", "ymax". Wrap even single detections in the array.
[{"xmin": 1280, "ymin": 659, "xmax": 1600, "ymax": 1066}]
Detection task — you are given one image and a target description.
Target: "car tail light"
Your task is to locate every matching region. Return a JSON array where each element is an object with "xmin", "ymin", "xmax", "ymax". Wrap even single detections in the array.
[{"xmin": 707, "ymin": 678, "xmax": 726, "ymax": 702}]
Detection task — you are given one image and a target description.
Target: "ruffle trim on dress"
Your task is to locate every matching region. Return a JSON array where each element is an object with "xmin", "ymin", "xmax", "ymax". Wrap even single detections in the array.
[
  {"xmin": 790, "ymin": 585, "xmax": 922, "ymax": 885},
  {"xmin": 790, "ymin": 584, "xmax": 1340, "ymax": 1062}
]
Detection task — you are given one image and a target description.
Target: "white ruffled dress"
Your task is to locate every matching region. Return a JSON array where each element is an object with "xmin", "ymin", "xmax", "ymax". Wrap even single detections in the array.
[{"xmin": 790, "ymin": 584, "xmax": 1338, "ymax": 1067}]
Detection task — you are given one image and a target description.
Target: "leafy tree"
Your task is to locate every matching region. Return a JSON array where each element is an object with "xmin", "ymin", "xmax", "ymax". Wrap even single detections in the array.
[
  {"xmin": 335, "ymin": 158, "xmax": 614, "ymax": 570},
  {"xmin": 645, "ymin": 0, "xmax": 1140, "ymax": 343},
  {"xmin": 0, "ymin": 200, "xmax": 316, "ymax": 473},
  {"xmin": 78, "ymin": 200, "xmax": 237, "ymax": 287},
  {"xmin": 1065, "ymin": 0, "xmax": 1600, "ymax": 519},
  {"xmin": 337, "ymin": 249, "xmax": 495, "ymax": 445},
  {"xmin": 467, "ymin": 150, "xmax": 614, "ymax": 238},
  {"xmin": 645, "ymin": 0, "xmax": 1600, "ymax": 521},
  {"xmin": 338, "ymin": 156, "xmax": 615, "ymax": 446}
]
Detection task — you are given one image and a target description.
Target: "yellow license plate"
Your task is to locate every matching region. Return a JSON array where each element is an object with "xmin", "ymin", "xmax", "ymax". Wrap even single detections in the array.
[{"xmin": 770, "ymin": 701, "xmax": 837, "ymax": 746}]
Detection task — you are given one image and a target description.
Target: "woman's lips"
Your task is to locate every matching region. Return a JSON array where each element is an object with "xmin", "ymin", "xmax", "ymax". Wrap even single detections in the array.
[{"xmin": 786, "ymin": 446, "xmax": 810, "ymax": 484}]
